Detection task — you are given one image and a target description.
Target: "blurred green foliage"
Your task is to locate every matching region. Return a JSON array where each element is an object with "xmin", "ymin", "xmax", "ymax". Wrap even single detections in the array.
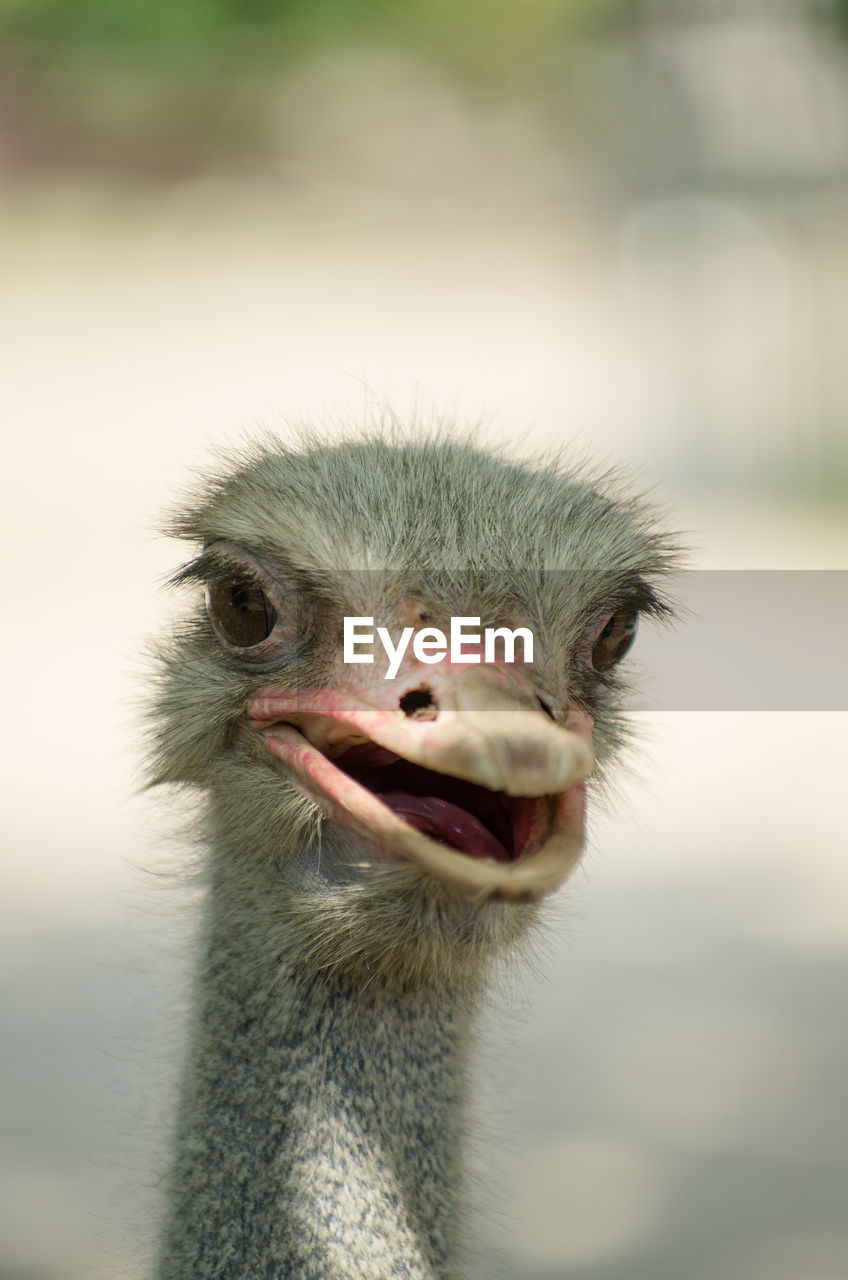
[
  {"xmin": 1, "ymin": 0, "xmax": 617, "ymax": 74},
  {"xmin": 0, "ymin": 0, "xmax": 628, "ymax": 173}
]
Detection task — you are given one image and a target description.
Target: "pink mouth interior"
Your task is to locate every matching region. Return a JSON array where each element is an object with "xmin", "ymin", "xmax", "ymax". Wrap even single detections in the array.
[{"xmin": 334, "ymin": 742, "xmax": 536, "ymax": 864}]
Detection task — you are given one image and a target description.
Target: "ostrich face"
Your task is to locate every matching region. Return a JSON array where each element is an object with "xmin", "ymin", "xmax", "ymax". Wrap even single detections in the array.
[{"xmin": 151, "ymin": 436, "xmax": 676, "ymax": 986}]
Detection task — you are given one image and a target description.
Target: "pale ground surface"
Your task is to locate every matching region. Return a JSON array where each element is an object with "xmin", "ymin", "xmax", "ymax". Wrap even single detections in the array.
[{"xmin": 1, "ymin": 181, "xmax": 846, "ymax": 1280}]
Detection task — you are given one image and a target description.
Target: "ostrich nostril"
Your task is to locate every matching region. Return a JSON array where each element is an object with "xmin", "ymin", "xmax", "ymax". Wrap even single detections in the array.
[
  {"xmin": 399, "ymin": 686, "xmax": 439, "ymax": 719},
  {"xmin": 536, "ymin": 695, "xmax": 557, "ymax": 721}
]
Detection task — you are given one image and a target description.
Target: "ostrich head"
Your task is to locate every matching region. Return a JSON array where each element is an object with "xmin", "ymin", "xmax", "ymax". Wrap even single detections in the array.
[{"xmin": 149, "ymin": 432, "xmax": 676, "ymax": 994}]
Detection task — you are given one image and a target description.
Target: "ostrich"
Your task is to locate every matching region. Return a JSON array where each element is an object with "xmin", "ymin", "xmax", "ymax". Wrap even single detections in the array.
[{"xmin": 148, "ymin": 430, "xmax": 677, "ymax": 1280}]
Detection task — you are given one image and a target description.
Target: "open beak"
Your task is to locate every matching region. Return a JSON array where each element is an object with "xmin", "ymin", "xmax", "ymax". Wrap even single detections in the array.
[{"xmin": 247, "ymin": 666, "xmax": 594, "ymax": 903}]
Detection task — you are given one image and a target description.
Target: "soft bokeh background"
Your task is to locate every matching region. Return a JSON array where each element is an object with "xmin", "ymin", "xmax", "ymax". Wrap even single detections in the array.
[{"xmin": 1, "ymin": 1, "xmax": 847, "ymax": 1277}]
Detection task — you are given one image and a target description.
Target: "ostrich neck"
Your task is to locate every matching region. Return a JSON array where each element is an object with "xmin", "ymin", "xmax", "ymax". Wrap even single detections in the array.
[{"xmin": 155, "ymin": 881, "xmax": 477, "ymax": 1280}]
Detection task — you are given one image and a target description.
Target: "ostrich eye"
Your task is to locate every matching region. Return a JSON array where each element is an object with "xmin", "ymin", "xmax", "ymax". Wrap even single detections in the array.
[
  {"xmin": 207, "ymin": 576, "xmax": 277, "ymax": 648},
  {"xmin": 591, "ymin": 602, "xmax": 638, "ymax": 672}
]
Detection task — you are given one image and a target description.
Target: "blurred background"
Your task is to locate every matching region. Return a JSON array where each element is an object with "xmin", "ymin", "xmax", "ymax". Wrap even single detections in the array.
[{"xmin": 1, "ymin": 0, "xmax": 846, "ymax": 1277}]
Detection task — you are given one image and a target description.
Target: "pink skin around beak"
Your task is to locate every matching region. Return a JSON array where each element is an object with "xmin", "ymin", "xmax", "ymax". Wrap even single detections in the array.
[{"xmin": 248, "ymin": 652, "xmax": 595, "ymax": 903}]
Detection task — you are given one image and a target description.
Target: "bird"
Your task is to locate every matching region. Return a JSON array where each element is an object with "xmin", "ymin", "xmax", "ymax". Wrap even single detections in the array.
[{"xmin": 147, "ymin": 428, "xmax": 678, "ymax": 1280}]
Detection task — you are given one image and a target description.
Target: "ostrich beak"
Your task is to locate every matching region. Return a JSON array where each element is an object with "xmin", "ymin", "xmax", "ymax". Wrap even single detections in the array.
[{"xmin": 247, "ymin": 667, "xmax": 594, "ymax": 903}]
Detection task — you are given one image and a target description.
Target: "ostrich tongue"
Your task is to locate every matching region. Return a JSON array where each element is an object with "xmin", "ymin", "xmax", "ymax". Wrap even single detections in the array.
[
  {"xmin": 332, "ymin": 741, "xmax": 520, "ymax": 863},
  {"xmin": 379, "ymin": 793, "xmax": 512, "ymax": 863}
]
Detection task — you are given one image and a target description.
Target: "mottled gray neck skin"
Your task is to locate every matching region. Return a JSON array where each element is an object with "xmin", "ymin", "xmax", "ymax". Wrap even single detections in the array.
[{"xmin": 155, "ymin": 880, "xmax": 477, "ymax": 1280}]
